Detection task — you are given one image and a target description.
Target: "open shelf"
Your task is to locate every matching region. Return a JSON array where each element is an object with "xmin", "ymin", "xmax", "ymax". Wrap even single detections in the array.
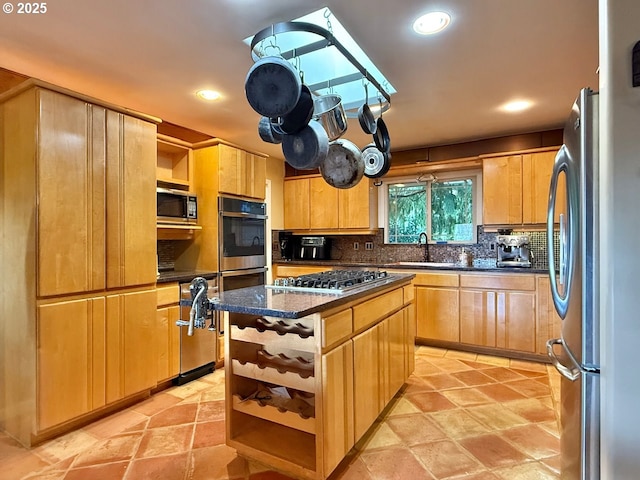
[
  {"xmin": 230, "ymin": 325, "xmax": 316, "ymax": 353},
  {"xmin": 157, "ymin": 135, "xmax": 192, "ymax": 189},
  {"xmin": 232, "ymin": 359, "xmax": 315, "ymax": 393},
  {"xmin": 232, "ymin": 394, "xmax": 315, "ymax": 434}
]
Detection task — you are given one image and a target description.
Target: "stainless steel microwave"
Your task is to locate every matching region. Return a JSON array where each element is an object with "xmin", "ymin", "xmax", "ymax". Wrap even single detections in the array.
[{"xmin": 157, "ymin": 187, "xmax": 197, "ymax": 223}]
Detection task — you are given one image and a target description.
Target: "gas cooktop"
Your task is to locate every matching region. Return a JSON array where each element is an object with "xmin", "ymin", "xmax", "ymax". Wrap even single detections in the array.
[{"xmin": 266, "ymin": 270, "xmax": 390, "ymax": 294}]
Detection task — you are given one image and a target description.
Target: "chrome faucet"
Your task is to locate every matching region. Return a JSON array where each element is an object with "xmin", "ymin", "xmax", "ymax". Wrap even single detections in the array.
[{"xmin": 418, "ymin": 232, "xmax": 430, "ymax": 262}]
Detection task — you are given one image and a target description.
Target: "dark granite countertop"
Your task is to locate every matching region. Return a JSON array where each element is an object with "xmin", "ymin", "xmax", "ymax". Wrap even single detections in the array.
[
  {"xmin": 273, "ymin": 260, "xmax": 549, "ymax": 275},
  {"xmin": 213, "ymin": 273, "xmax": 414, "ymax": 319},
  {"xmin": 156, "ymin": 270, "xmax": 218, "ymax": 284}
]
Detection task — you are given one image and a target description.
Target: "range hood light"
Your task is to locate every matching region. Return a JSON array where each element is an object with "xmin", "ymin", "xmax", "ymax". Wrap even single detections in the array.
[{"xmin": 412, "ymin": 12, "xmax": 451, "ymax": 35}]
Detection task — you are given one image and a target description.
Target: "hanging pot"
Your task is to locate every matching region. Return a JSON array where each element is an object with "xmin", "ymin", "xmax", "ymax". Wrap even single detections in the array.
[
  {"xmin": 319, "ymin": 139, "xmax": 364, "ymax": 189},
  {"xmin": 281, "ymin": 120, "xmax": 329, "ymax": 170},
  {"xmin": 270, "ymin": 85, "xmax": 314, "ymax": 135},
  {"xmin": 245, "ymin": 56, "xmax": 301, "ymax": 118},
  {"xmin": 362, "ymin": 143, "xmax": 391, "ymax": 178},
  {"xmin": 313, "ymin": 94, "xmax": 348, "ymax": 141},
  {"xmin": 357, "ymin": 83, "xmax": 377, "ymax": 135},
  {"xmin": 258, "ymin": 116, "xmax": 282, "ymax": 144}
]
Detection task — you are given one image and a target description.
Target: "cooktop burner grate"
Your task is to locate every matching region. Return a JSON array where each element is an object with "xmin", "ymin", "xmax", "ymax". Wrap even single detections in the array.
[{"xmin": 266, "ymin": 270, "xmax": 390, "ymax": 294}]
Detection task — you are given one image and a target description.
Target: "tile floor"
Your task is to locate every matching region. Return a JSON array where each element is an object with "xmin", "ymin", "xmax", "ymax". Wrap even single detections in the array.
[{"xmin": 1, "ymin": 347, "xmax": 561, "ymax": 480}]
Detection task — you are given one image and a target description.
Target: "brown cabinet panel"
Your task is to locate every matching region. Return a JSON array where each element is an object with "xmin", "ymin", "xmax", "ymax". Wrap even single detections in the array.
[
  {"xmin": 283, "ymin": 178, "xmax": 310, "ymax": 230},
  {"xmin": 338, "ymin": 179, "xmax": 376, "ymax": 230},
  {"xmin": 353, "ymin": 325, "xmax": 381, "ymax": 440},
  {"xmin": 416, "ymin": 287, "xmax": 460, "ymax": 342},
  {"xmin": 37, "ymin": 297, "xmax": 106, "ymax": 430},
  {"xmin": 37, "ymin": 90, "xmax": 106, "ymax": 296},
  {"xmin": 386, "ymin": 310, "xmax": 406, "ymax": 400},
  {"xmin": 483, "ymin": 155, "xmax": 523, "ymax": 225},
  {"xmin": 310, "ymin": 176, "xmax": 339, "ymax": 229},
  {"xmin": 460, "ymin": 289, "xmax": 496, "ymax": 347},
  {"xmin": 522, "ymin": 150, "xmax": 564, "ymax": 224},
  {"xmin": 536, "ymin": 275, "xmax": 562, "ymax": 354},
  {"xmin": 497, "ymin": 291, "xmax": 536, "ymax": 352},
  {"xmin": 157, "ymin": 305, "xmax": 180, "ymax": 383}
]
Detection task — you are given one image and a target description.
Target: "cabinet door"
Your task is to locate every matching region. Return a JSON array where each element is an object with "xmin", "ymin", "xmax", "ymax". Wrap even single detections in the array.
[
  {"xmin": 37, "ymin": 90, "xmax": 106, "ymax": 296},
  {"xmin": 37, "ymin": 297, "xmax": 106, "ymax": 430},
  {"xmin": 353, "ymin": 326, "xmax": 381, "ymax": 439},
  {"xmin": 536, "ymin": 276, "xmax": 562, "ymax": 354},
  {"xmin": 322, "ymin": 340, "xmax": 354, "ymax": 476},
  {"xmin": 460, "ymin": 289, "xmax": 497, "ymax": 347},
  {"xmin": 249, "ymin": 153, "xmax": 267, "ymax": 199},
  {"xmin": 483, "ymin": 155, "xmax": 522, "ymax": 225},
  {"xmin": 284, "ymin": 178, "xmax": 310, "ymax": 230},
  {"xmin": 105, "ymin": 111, "xmax": 157, "ymax": 288},
  {"xmin": 106, "ymin": 289, "xmax": 157, "ymax": 402},
  {"xmin": 416, "ymin": 287, "xmax": 460, "ymax": 342},
  {"xmin": 218, "ymin": 144, "xmax": 241, "ymax": 195},
  {"xmin": 387, "ymin": 310, "xmax": 406, "ymax": 399},
  {"xmin": 310, "ymin": 176, "xmax": 339, "ymax": 229},
  {"xmin": 157, "ymin": 305, "xmax": 180, "ymax": 382},
  {"xmin": 404, "ymin": 303, "xmax": 417, "ymax": 379},
  {"xmin": 338, "ymin": 178, "xmax": 375, "ymax": 229},
  {"xmin": 496, "ymin": 291, "xmax": 536, "ymax": 352},
  {"xmin": 522, "ymin": 150, "xmax": 563, "ymax": 224}
]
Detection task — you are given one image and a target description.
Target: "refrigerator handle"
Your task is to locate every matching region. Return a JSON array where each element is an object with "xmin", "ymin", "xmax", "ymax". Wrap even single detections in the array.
[
  {"xmin": 546, "ymin": 338, "xmax": 581, "ymax": 381},
  {"xmin": 559, "ymin": 213, "xmax": 566, "ymax": 286}
]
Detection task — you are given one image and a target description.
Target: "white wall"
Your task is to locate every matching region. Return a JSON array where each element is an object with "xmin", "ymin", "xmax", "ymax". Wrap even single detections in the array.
[{"xmin": 599, "ymin": 1, "xmax": 640, "ymax": 478}]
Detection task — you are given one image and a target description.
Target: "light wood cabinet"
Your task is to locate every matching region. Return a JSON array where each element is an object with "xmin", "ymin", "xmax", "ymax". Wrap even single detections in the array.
[
  {"xmin": 482, "ymin": 148, "xmax": 560, "ymax": 226},
  {"xmin": 535, "ymin": 275, "xmax": 562, "ymax": 354},
  {"xmin": 0, "ymin": 82, "xmax": 159, "ymax": 446},
  {"xmin": 156, "ymin": 134, "xmax": 192, "ymax": 188},
  {"xmin": 283, "ymin": 176, "xmax": 377, "ymax": 232},
  {"xmin": 218, "ymin": 143, "xmax": 266, "ymax": 199},
  {"xmin": 416, "ymin": 287, "xmax": 460, "ymax": 342},
  {"xmin": 459, "ymin": 273, "xmax": 537, "ymax": 353},
  {"xmin": 156, "ymin": 283, "xmax": 181, "ymax": 383},
  {"xmin": 225, "ymin": 280, "xmax": 414, "ymax": 479},
  {"xmin": 283, "ymin": 178, "xmax": 311, "ymax": 230},
  {"xmin": 37, "ymin": 297, "xmax": 106, "ymax": 431}
]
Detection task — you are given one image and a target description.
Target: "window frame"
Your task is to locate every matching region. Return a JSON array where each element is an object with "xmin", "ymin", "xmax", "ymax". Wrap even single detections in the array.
[{"xmin": 378, "ymin": 169, "xmax": 483, "ymax": 245}]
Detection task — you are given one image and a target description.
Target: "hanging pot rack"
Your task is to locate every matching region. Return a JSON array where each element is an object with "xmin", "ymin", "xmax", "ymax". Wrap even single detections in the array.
[{"xmin": 249, "ymin": 21, "xmax": 392, "ymax": 116}]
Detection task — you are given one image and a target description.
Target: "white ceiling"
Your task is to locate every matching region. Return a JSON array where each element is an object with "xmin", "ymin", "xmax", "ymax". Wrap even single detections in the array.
[{"xmin": 0, "ymin": 0, "xmax": 599, "ymax": 159}]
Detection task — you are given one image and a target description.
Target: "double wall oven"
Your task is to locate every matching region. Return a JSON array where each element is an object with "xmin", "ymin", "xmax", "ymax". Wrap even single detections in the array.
[{"xmin": 218, "ymin": 195, "xmax": 267, "ymax": 292}]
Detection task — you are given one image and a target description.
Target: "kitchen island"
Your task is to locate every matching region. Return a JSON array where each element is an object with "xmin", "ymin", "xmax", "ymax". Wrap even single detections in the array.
[{"xmin": 214, "ymin": 273, "xmax": 415, "ymax": 480}]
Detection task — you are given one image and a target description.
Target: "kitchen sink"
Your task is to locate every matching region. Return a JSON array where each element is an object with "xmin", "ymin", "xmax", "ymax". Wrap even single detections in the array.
[{"xmin": 389, "ymin": 261, "xmax": 458, "ymax": 268}]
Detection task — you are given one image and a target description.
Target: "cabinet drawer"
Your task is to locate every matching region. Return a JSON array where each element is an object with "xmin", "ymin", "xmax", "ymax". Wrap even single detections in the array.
[
  {"xmin": 412, "ymin": 272, "xmax": 459, "ymax": 287},
  {"xmin": 403, "ymin": 285, "xmax": 415, "ymax": 303},
  {"xmin": 322, "ymin": 309, "xmax": 353, "ymax": 349},
  {"xmin": 157, "ymin": 283, "xmax": 180, "ymax": 307},
  {"xmin": 460, "ymin": 274, "xmax": 535, "ymax": 291},
  {"xmin": 353, "ymin": 289, "xmax": 403, "ymax": 332}
]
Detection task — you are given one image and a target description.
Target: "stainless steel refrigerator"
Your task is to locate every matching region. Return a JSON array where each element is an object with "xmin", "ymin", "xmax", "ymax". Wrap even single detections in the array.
[{"xmin": 547, "ymin": 87, "xmax": 600, "ymax": 480}]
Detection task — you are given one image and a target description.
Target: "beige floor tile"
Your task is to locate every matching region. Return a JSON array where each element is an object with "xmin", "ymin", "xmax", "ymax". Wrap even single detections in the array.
[
  {"xmin": 493, "ymin": 460, "xmax": 558, "ymax": 479},
  {"xmin": 356, "ymin": 422, "xmax": 403, "ymax": 451},
  {"xmin": 502, "ymin": 424, "xmax": 561, "ymax": 459},
  {"xmin": 465, "ymin": 404, "xmax": 529, "ymax": 431},
  {"xmin": 502, "ymin": 398, "xmax": 557, "ymax": 424},
  {"xmin": 386, "ymin": 397, "xmax": 421, "ymax": 417},
  {"xmin": 508, "ymin": 359, "xmax": 548, "ymax": 373},
  {"xmin": 429, "ymin": 409, "xmax": 491, "ymax": 439},
  {"xmin": 444, "ymin": 350, "xmax": 478, "ymax": 361},
  {"xmin": 459, "ymin": 434, "xmax": 530, "ymax": 469},
  {"xmin": 386, "ymin": 414, "xmax": 448, "ymax": 446},
  {"xmin": 415, "ymin": 346, "xmax": 448, "ymax": 357},
  {"xmin": 411, "ymin": 439, "xmax": 484, "ymax": 479},
  {"xmin": 476, "ymin": 354, "xmax": 511, "ymax": 367},
  {"xmin": 427, "ymin": 357, "xmax": 474, "ymax": 373},
  {"xmin": 441, "ymin": 387, "xmax": 494, "ymax": 407},
  {"xmin": 32, "ymin": 429, "xmax": 100, "ymax": 464}
]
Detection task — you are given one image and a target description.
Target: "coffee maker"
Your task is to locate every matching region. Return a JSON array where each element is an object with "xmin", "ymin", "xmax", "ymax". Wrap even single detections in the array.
[
  {"xmin": 295, "ymin": 236, "xmax": 331, "ymax": 260},
  {"xmin": 278, "ymin": 231, "xmax": 295, "ymax": 261},
  {"xmin": 496, "ymin": 234, "xmax": 532, "ymax": 267}
]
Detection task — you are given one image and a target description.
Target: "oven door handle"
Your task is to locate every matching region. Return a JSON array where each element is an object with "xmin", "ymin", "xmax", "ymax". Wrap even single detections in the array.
[
  {"xmin": 220, "ymin": 267, "xmax": 268, "ymax": 277},
  {"xmin": 220, "ymin": 211, "xmax": 267, "ymax": 220}
]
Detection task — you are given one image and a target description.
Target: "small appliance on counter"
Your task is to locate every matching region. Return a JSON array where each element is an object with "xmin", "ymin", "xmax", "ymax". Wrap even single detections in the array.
[
  {"xmin": 295, "ymin": 236, "xmax": 331, "ymax": 260},
  {"xmin": 278, "ymin": 231, "xmax": 295, "ymax": 261},
  {"xmin": 496, "ymin": 234, "xmax": 532, "ymax": 267}
]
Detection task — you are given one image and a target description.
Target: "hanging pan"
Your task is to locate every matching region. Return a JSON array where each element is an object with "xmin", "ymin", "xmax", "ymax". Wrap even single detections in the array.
[
  {"xmin": 271, "ymin": 84, "xmax": 314, "ymax": 135},
  {"xmin": 319, "ymin": 139, "xmax": 364, "ymax": 189},
  {"xmin": 258, "ymin": 116, "xmax": 282, "ymax": 144},
  {"xmin": 373, "ymin": 98, "xmax": 391, "ymax": 153},
  {"xmin": 362, "ymin": 143, "xmax": 391, "ymax": 178},
  {"xmin": 357, "ymin": 82, "xmax": 377, "ymax": 135},
  {"xmin": 245, "ymin": 55, "xmax": 301, "ymax": 118},
  {"xmin": 281, "ymin": 120, "xmax": 329, "ymax": 170}
]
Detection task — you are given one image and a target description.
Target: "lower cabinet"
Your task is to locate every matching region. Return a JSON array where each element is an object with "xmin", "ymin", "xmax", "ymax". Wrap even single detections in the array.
[
  {"xmin": 156, "ymin": 283, "xmax": 181, "ymax": 383},
  {"xmin": 225, "ymin": 282, "xmax": 414, "ymax": 480},
  {"xmin": 535, "ymin": 275, "xmax": 562, "ymax": 354},
  {"xmin": 415, "ymin": 287, "xmax": 460, "ymax": 342},
  {"xmin": 37, "ymin": 288, "xmax": 157, "ymax": 433}
]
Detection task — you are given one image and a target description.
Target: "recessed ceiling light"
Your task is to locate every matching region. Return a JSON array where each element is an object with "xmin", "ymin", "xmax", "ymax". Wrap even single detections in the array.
[
  {"xmin": 412, "ymin": 12, "xmax": 451, "ymax": 35},
  {"xmin": 196, "ymin": 89, "xmax": 221, "ymax": 101},
  {"xmin": 501, "ymin": 100, "xmax": 533, "ymax": 112}
]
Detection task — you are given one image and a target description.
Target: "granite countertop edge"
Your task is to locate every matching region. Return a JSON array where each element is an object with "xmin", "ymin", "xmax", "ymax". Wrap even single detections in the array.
[
  {"xmin": 213, "ymin": 273, "xmax": 415, "ymax": 319},
  {"xmin": 273, "ymin": 260, "xmax": 549, "ymax": 275}
]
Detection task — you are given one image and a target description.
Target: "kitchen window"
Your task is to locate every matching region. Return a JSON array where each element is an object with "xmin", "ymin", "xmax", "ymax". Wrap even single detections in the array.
[{"xmin": 378, "ymin": 170, "xmax": 482, "ymax": 244}]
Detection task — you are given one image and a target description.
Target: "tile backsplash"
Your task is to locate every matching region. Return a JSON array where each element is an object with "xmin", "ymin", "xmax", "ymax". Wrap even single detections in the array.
[{"xmin": 272, "ymin": 228, "xmax": 558, "ymax": 270}]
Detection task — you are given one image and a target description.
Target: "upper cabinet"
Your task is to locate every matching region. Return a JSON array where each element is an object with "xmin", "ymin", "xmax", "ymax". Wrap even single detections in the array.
[
  {"xmin": 482, "ymin": 148, "xmax": 563, "ymax": 226},
  {"xmin": 283, "ymin": 176, "xmax": 378, "ymax": 233},
  {"xmin": 156, "ymin": 134, "xmax": 192, "ymax": 189},
  {"xmin": 217, "ymin": 143, "xmax": 267, "ymax": 200}
]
